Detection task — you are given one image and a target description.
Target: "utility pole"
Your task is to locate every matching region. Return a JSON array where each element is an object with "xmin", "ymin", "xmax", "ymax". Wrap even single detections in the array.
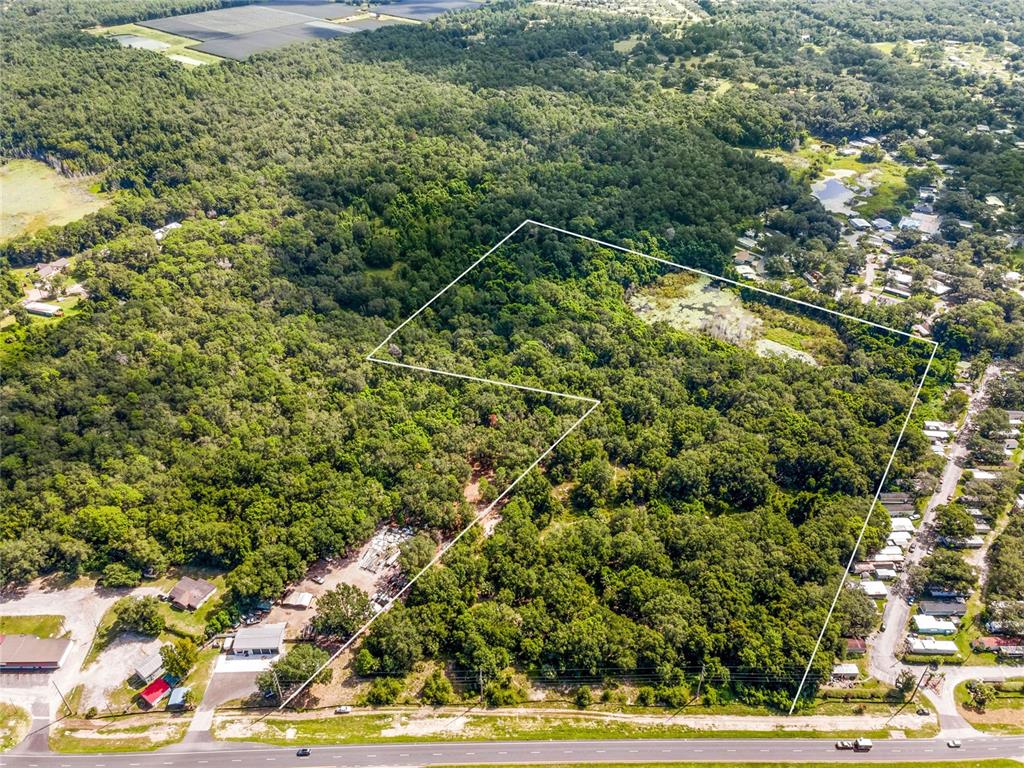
[
  {"xmin": 52, "ymin": 679, "xmax": 73, "ymax": 717},
  {"xmin": 694, "ymin": 663, "xmax": 706, "ymax": 702},
  {"xmin": 271, "ymin": 668, "xmax": 284, "ymax": 704}
]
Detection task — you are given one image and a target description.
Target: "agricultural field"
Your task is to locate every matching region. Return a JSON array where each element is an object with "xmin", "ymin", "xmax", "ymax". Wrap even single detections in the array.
[{"xmin": 0, "ymin": 160, "xmax": 106, "ymax": 241}]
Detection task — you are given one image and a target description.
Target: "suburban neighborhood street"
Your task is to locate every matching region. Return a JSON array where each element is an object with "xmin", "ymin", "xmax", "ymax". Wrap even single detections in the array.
[{"xmin": 866, "ymin": 363, "xmax": 1024, "ymax": 733}]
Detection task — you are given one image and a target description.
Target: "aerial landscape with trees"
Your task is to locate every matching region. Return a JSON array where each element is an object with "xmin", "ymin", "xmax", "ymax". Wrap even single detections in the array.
[{"xmin": 1, "ymin": 0, "xmax": 1023, "ymax": 743}]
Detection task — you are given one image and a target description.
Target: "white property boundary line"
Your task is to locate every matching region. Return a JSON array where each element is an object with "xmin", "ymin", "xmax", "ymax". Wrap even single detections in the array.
[{"xmin": 279, "ymin": 219, "xmax": 939, "ymax": 714}]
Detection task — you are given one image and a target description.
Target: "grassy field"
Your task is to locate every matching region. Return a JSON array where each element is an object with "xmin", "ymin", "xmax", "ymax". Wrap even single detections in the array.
[
  {"xmin": 217, "ymin": 711, "xmax": 897, "ymax": 746},
  {"xmin": 0, "ymin": 614, "xmax": 65, "ymax": 638},
  {"xmin": 0, "ymin": 703, "xmax": 31, "ymax": 753},
  {"xmin": 759, "ymin": 140, "xmax": 911, "ymax": 219},
  {"xmin": 49, "ymin": 717, "xmax": 190, "ymax": 753},
  {"xmin": 85, "ymin": 23, "xmax": 221, "ymax": 66},
  {"xmin": 0, "ymin": 160, "xmax": 106, "ymax": 241}
]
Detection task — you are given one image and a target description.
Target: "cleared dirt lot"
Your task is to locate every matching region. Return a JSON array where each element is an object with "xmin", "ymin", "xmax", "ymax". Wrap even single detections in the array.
[{"xmin": 78, "ymin": 633, "xmax": 162, "ymax": 712}]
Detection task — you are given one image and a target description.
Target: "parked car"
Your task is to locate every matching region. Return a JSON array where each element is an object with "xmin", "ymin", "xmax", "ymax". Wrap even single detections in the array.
[
  {"xmin": 312, "ymin": 575, "xmax": 326, "ymax": 585},
  {"xmin": 334, "ymin": 706, "xmax": 352, "ymax": 714}
]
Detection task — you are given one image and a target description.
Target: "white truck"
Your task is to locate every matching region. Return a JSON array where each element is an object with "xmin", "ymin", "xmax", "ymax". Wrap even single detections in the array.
[{"xmin": 853, "ymin": 737, "xmax": 873, "ymax": 752}]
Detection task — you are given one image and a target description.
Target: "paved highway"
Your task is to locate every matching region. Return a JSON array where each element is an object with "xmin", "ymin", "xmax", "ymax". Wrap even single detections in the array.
[{"xmin": 3, "ymin": 736, "xmax": 1024, "ymax": 767}]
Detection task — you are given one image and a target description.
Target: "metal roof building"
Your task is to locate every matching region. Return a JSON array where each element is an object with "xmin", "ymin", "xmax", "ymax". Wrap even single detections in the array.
[
  {"xmin": 0, "ymin": 634, "xmax": 73, "ymax": 671},
  {"xmin": 232, "ymin": 623, "xmax": 285, "ymax": 656}
]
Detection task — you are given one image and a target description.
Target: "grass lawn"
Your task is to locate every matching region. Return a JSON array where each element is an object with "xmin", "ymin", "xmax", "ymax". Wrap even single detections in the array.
[
  {"xmin": 0, "ymin": 703, "xmax": 31, "ymax": 752},
  {"xmin": 955, "ymin": 679, "xmax": 1024, "ymax": 735},
  {"xmin": 0, "ymin": 614, "xmax": 65, "ymax": 638},
  {"xmin": 85, "ymin": 24, "xmax": 221, "ymax": 66},
  {"xmin": 156, "ymin": 573, "xmax": 227, "ymax": 638},
  {"xmin": 218, "ymin": 712, "xmax": 896, "ymax": 746}
]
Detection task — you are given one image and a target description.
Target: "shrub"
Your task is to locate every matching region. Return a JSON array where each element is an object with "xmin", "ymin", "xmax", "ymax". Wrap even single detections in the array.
[
  {"xmin": 574, "ymin": 686, "xmax": 593, "ymax": 709},
  {"xmin": 421, "ymin": 668, "xmax": 454, "ymax": 706},
  {"xmin": 635, "ymin": 686, "xmax": 656, "ymax": 706},
  {"xmin": 365, "ymin": 676, "xmax": 404, "ymax": 706}
]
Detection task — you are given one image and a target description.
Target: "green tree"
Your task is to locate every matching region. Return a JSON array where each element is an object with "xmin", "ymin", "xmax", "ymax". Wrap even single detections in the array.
[
  {"xmin": 574, "ymin": 685, "xmax": 593, "ymax": 708},
  {"xmin": 968, "ymin": 680, "xmax": 996, "ymax": 712},
  {"xmin": 312, "ymin": 584, "xmax": 372, "ymax": 639},
  {"xmin": 113, "ymin": 596, "xmax": 165, "ymax": 636},
  {"xmin": 935, "ymin": 504, "xmax": 975, "ymax": 546},
  {"xmin": 398, "ymin": 533, "xmax": 436, "ymax": 577},
  {"xmin": 100, "ymin": 562, "xmax": 142, "ymax": 588},
  {"xmin": 160, "ymin": 638, "xmax": 198, "ymax": 680},
  {"xmin": 257, "ymin": 644, "xmax": 331, "ymax": 696},
  {"xmin": 911, "ymin": 550, "xmax": 977, "ymax": 596},
  {"xmin": 365, "ymin": 676, "xmax": 404, "ymax": 706}
]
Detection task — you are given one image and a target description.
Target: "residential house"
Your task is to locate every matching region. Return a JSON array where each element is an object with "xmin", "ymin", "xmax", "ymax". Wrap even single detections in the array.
[
  {"xmin": 152, "ymin": 222, "xmax": 182, "ymax": 242},
  {"xmin": 24, "ymin": 302, "xmax": 64, "ymax": 318},
  {"xmin": 907, "ymin": 636, "xmax": 958, "ymax": 655},
  {"xmin": 168, "ymin": 576, "xmax": 217, "ymax": 612},
  {"xmin": 890, "ymin": 517, "xmax": 915, "ymax": 534},
  {"xmin": 913, "ymin": 615, "xmax": 957, "ymax": 635},
  {"xmin": 845, "ymin": 638, "xmax": 867, "ymax": 656},
  {"xmin": 860, "ymin": 580, "xmax": 888, "ymax": 599},
  {"xmin": 167, "ymin": 686, "xmax": 191, "ymax": 709},
  {"xmin": 832, "ymin": 663, "xmax": 859, "ymax": 680},
  {"xmin": 35, "ymin": 258, "xmax": 70, "ymax": 280},
  {"xmin": 139, "ymin": 677, "xmax": 171, "ymax": 708},
  {"xmin": 918, "ymin": 600, "xmax": 967, "ymax": 618}
]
